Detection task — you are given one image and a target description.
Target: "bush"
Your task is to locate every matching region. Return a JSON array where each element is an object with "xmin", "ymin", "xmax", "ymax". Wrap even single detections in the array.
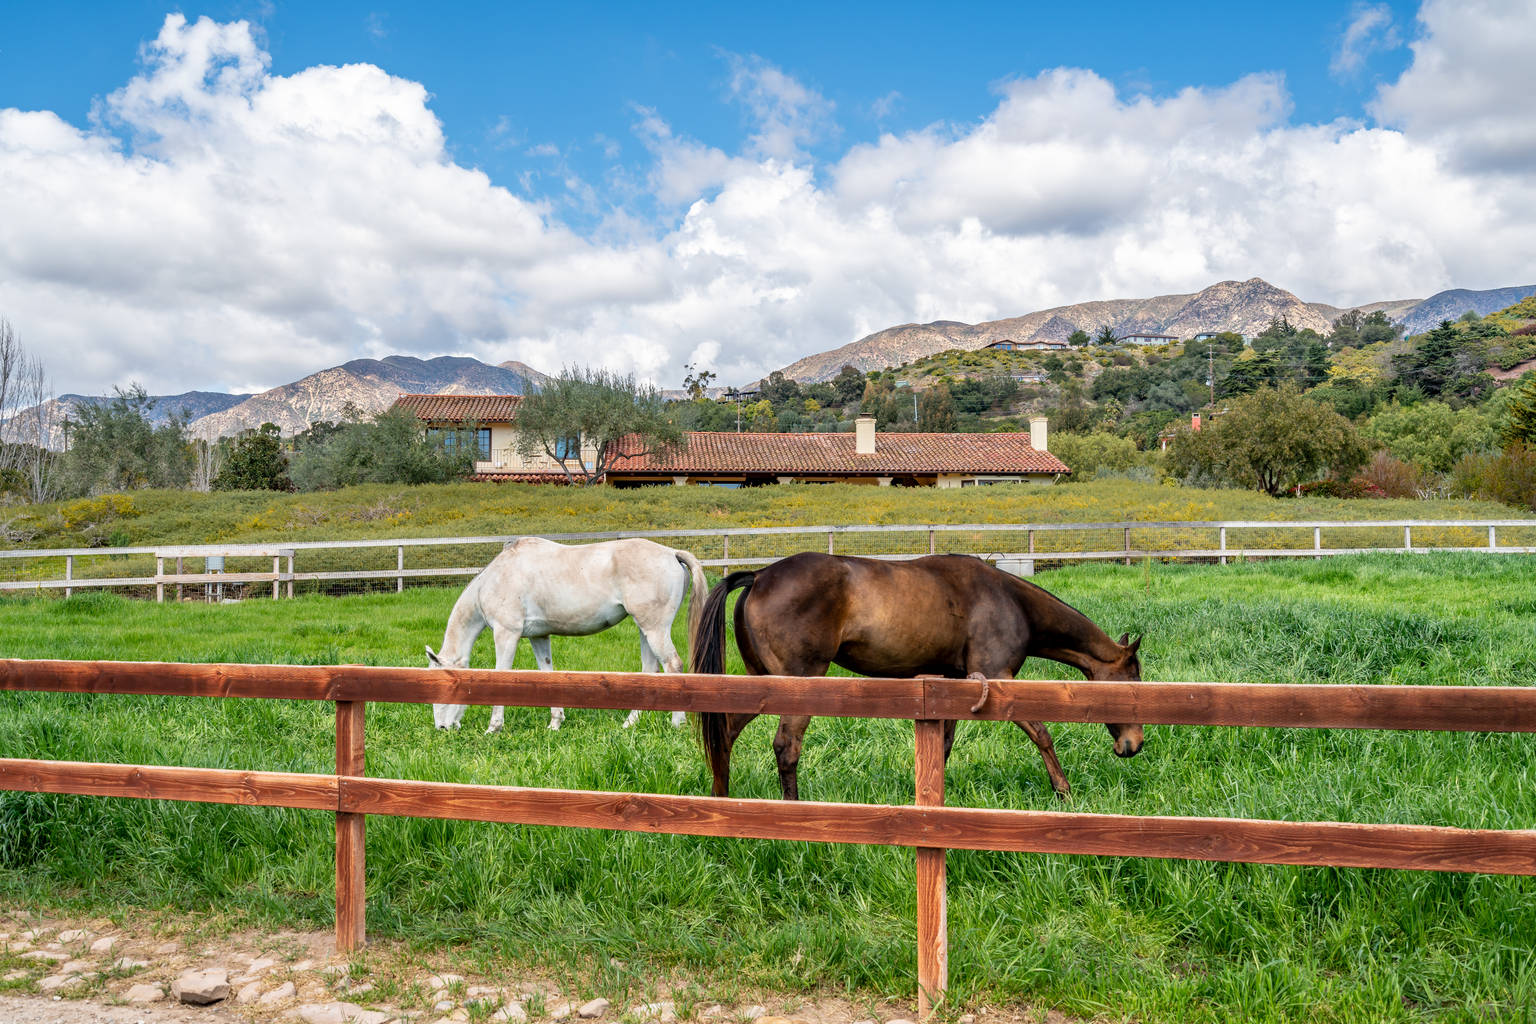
[
  {"xmin": 1357, "ymin": 451, "xmax": 1424, "ymax": 498},
  {"xmin": 1449, "ymin": 442, "xmax": 1536, "ymax": 509}
]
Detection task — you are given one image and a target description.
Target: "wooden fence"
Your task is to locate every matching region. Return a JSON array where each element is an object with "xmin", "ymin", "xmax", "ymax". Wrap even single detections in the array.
[
  {"xmin": 3, "ymin": 660, "xmax": 1536, "ymax": 1016},
  {"xmin": 2, "ymin": 518, "xmax": 1535, "ymax": 599}
]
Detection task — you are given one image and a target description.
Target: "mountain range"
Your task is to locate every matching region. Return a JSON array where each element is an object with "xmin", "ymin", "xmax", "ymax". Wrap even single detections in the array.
[
  {"xmin": 28, "ymin": 356, "xmax": 547, "ymax": 448},
  {"xmin": 188, "ymin": 355, "xmax": 546, "ymax": 439},
  {"xmin": 774, "ymin": 279, "xmax": 1536, "ymax": 382},
  {"xmin": 29, "ymin": 279, "xmax": 1536, "ymax": 445}
]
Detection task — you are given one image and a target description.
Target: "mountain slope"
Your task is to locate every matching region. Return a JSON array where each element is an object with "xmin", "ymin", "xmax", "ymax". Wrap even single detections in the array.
[
  {"xmin": 1399, "ymin": 285, "xmax": 1536, "ymax": 337},
  {"xmin": 189, "ymin": 355, "xmax": 538, "ymax": 439},
  {"xmin": 775, "ymin": 278, "xmax": 1423, "ymax": 382}
]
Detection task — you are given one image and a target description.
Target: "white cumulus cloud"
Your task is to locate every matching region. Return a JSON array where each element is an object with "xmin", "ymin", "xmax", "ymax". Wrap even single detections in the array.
[{"xmin": 0, "ymin": 3, "xmax": 1533, "ymax": 403}]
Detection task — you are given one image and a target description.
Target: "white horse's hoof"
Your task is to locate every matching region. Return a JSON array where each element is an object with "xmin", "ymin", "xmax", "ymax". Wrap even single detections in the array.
[
  {"xmin": 622, "ymin": 719, "xmax": 635, "ymax": 729},
  {"xmin": 485, "ymin": 725, "xmax": 502, "ymax": 735},
  {"xmin": 548, "ymin": 721, "xmax": 562, "ymax": 731}
]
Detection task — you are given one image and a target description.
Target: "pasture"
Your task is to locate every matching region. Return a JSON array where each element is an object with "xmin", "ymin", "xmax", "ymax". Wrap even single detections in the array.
[{"xmin": 1, "ymin": 552, "xmax": 1534, "ymax": 1022}]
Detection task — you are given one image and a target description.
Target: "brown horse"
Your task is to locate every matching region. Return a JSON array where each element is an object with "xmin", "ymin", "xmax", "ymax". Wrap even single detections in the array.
[{"xmin": 690, "ymin": 552, "xmax": 1144, "ymax": 800}]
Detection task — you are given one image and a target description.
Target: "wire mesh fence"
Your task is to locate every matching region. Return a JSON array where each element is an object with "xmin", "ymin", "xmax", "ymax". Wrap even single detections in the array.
[{"xmin": 0, "ymin": 518, "xmax": 1533, "ymax": 604}]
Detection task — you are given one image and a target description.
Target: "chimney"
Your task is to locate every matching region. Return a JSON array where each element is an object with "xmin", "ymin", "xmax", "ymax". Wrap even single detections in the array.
[
  {"xmin": 855, "ymin": 416, "xmax": 877, "ymax": 454},
  {"xmin": 1029, "ymin": 415, "xmax": 1048, "ymax": 452},
  {"xmin": 1191, "ymin": 413, "xmax": 1202, "ymax": 432}
]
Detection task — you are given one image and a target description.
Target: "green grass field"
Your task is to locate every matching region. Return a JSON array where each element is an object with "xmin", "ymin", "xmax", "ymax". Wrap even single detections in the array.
[{"xmin": 2, "ymin": 552, "xmax": 1535, "ymax": 1022}]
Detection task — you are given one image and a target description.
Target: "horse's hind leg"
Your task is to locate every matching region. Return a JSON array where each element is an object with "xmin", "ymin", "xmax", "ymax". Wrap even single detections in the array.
[
  {"xmin": 636, "ymin": 619, "xmax": 687, "ymax": 728},
  {"xmin": 772, "ymin": 716, "xmax": 813, "ymax": 801},
  {"xmin": 622, "ymin": 633, "xmax": 664, "ymax": 729},
  {"xmin": 705, "ymin": 713, "xmax": 758, "ymax": 797},
  {"xmin": 1015, "ymin": 720, "xmax": 1070, "ymax": 798},
  {"xmin": 528, "ymin": 635, "xmax": 562, "ymax": 730},
  {"xmin": 486, "ymin": 628, "xmax": 525, "ymax": 734}
]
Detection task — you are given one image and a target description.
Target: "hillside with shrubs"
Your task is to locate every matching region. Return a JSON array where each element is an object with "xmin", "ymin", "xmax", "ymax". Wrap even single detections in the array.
[{"xmin": 3, "ymin": 300, "xmax": 1535, "ymax": 518}]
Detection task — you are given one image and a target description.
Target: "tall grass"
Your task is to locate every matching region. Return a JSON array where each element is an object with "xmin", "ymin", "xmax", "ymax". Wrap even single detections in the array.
[{"xmin": 2, "ymin": 552, "xmax": 1535, "ymax": 1021}]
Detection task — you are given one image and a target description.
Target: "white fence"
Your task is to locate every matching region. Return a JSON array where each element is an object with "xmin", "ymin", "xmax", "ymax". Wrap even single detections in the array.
[{"xmin": 1, "ymin": 518, "xmax": 1534, "ymax": 601}]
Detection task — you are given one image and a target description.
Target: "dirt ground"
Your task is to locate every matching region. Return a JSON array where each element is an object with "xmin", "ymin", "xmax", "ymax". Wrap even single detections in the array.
[{"xmin": 0, "ymin": 910, "xmax": 1077, "ymax": 1024}]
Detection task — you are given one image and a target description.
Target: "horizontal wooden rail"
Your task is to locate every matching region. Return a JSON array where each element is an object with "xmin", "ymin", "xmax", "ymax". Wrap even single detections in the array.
[
  {"xmin": 0, "ymin": 758, "xmax": 337, "ymax": 810},
  {"xmin": 2, "ymin": 759, "xmax": 1532, "ymax": 877},
  {"xmin": 6, "ymin": 660, "xmax": 1536, "ymax": 733}
]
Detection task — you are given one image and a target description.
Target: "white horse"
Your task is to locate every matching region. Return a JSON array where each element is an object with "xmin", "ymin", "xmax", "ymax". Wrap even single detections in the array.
[{"xmin": 426, "ymin": 536, "xmax": 707, "ymax": 732}]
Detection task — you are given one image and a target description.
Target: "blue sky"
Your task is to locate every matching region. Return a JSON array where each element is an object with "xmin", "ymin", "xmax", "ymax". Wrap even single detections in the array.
[
  {"xmin": 0, "ymin": 1, "xmax": 1531, "ymax": 397},
  {"xmin": 4, "ymin": 1, "xmax": 1419, "ymax": 219}
]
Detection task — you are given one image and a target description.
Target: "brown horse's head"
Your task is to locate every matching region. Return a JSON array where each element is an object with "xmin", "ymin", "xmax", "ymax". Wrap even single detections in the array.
[{"xmin": 1104, "ymin": 633, "xmax": 1144, "ymax": 758}]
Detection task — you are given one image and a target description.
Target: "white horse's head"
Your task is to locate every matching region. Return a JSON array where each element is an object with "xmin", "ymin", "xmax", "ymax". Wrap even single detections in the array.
[{"xmin": 425, "ymin": 644, "xmax": 469, "ymax": 729}]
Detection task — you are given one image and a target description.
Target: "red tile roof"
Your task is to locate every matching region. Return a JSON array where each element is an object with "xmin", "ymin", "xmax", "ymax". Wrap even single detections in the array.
[
  {"xmin": 609, "ymin": 431, "xmax": 1070, "ymax": 476},
  {"xmin": 392, "ymin": 393, "xmax": 523, "ymax": 421}
]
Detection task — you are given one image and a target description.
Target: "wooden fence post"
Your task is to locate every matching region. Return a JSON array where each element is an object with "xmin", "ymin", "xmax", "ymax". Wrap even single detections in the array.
[
  {"xmin": 914, "ymin": 717, "xmax": 947, "ymax": 1018},
  {"xmin": 156, "ymin": 557, "xmax": 164, "ymax": 603},
  {"xmin": 335, "ymin": 700, "xmax": 366, "ymax": 951},
  {"xmin": 1123, "ymin": 526, "xmax": 1131, "ymax": 566},
  {"xmin": 287, "ymin": 553, "xmax": 295, "ymax": 599},
  {"xmin": 397, "ymin": 547, "xmax": 405, "ymax": 594},
  {"xmin": 827, "ymin": 530, "xmax": 835, "ymax": 555},
  {"xmin": 1219, "ymin": 526, "xmax": 1227, "ymax": 566},
  {"xmin": 1314, "ymin": 526, "xmax": 1322, "ymax": 559},
  {"xmin": 272, "ymin": 556, "xmax": 281, "ymax": 600},
  {"xmin": 176, "ymin": 557, "xmax": 184, "ymax": 603},
  {"xmin": 64, "ymin": 555, "xmax": 72, "ymax": 599}
]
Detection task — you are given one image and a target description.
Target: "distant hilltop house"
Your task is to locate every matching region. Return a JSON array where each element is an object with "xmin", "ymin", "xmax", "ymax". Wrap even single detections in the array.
[
  {"xmin": 1117, "ymin": 331, "xmax": 1180, "ymax": 346},
  {"xmin": 391, "ymin": 394, "xmax": 1070, "ymax": 488},
  {"xmin": 982, "ymin": 338, "xmax": 1069, "ymax": 352}
]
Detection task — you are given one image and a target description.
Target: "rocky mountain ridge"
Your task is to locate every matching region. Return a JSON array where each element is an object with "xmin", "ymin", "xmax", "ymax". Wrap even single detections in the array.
[
  {"xmin": 188, "ymin": 355, "xmax": 546, "ymax": 439},
  {"xmin": 774, "ymin": 278, "xmax": 1533, "ymax": 383}
]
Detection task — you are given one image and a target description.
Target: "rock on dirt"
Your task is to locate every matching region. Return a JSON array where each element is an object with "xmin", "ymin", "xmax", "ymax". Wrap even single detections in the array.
[{"xmin": 171, "ymin": 966, "xmax": 230, "ymax": 1005}]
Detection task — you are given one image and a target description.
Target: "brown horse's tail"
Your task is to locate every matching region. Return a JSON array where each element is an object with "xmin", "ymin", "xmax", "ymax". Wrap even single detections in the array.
[{"xmin": 692, "ymin": 571, "xmax": 756, "ymax": 792}]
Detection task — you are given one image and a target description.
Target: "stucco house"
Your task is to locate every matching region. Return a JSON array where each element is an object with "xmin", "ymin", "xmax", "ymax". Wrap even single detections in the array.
[{"xmin": 391, "ymin": 394, "xmax": 1070, "ymax": 487}]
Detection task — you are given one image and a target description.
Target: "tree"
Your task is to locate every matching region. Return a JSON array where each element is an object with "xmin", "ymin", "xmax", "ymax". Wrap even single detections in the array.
[
  {"xmin": 288, "ymin": 407, "xmax": 475, "ymax": 490},
  {"xmin": 1364, "ymin": 400, "xmax": 1498, "ymax": 475},
  {"xmin": 760, "ymin": 370, "xmax": 802, "ymax": 406},
  {"xmin": 1165, "ymin": 384, "xmax": 1369, "ymax": 495},
  {"xmin": 213, "ymin": 423, "xmax": 292, "ymax": 491},
  {"xmin": 0, "ymin": 319, "xmax": 62, "ymax": 502},
  {"xmin": 682, "ymin": 363, "xmax": 716, "ymax": 400},
  {"xmin": 513, "ymin": 366, "xmax": 682, "ymax": 485},
  {"xmin": 1503, "ymin": 374, "xmax": 1536, "ymax": 449},
  {"xmin": 1392, "ymin": 320, "xmax": 1494, "ymax": 402},
  {"xmin": 1049, "ymin": 431, "xmax": 1142, "ymax": 480},
  {"xmin": 831, "ymin": 365, "xmax": 866, "ymax": 406},
  {"xmin": 918, "ymin": 384, "xmax": 957, "ymax": 431},
  {"xmin": 1067, "ymin": 329, "xmax": 1091, "ymax": 348},
  {"xmin": 1094, "ymin": 325, "xmax": 1118, "ymax": 346},
  {"xmin": 60, "ymin": 384, "xmax": 192, "ymax": 495}
]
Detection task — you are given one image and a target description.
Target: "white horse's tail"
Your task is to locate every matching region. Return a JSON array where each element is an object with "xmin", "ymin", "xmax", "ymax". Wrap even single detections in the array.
[{"xmin": 675, "ymin": 548, "xmax": 709, "ymax": 643}]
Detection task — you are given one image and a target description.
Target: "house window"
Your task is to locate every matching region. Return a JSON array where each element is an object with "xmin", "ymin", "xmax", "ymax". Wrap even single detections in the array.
[
  {"xmin": 554, "ymin": 434, "xmax": 580, "ymax": 460},
  {"xmin": 477, "ymin": 428, "xmax": 492, "ymax": 461}
]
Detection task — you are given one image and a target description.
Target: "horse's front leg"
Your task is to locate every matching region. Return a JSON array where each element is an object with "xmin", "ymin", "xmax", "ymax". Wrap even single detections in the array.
[
  {"xmin": 1014, "ymin": 720, "xmax": 1071, "ymax": 798},
  {"xmin": 528, "ymin": 635, "xmax": 562, "ymax": 730}
]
